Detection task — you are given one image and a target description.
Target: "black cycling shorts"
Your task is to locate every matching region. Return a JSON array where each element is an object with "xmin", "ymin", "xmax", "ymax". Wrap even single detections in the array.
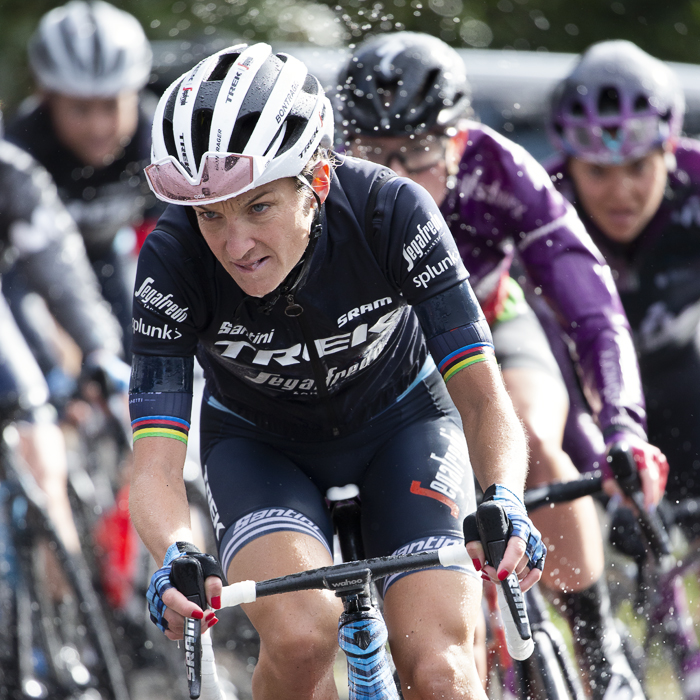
[
  {"xmin": 492, "ymin": 304, "xmax": 564, "ymax": 379},
  {"xmin": 199, "ymin": 366, "xmax": 478, "ymax": 591}
]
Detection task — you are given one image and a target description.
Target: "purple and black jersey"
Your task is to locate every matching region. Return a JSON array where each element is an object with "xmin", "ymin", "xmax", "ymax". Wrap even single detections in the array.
[
  {"xmin": 441, "ymin": 121, "xmax": 647, "ymax": 442},
  {"xmin": 547, "ymin": 139, "xmax": 700, "ymax": 497},
  {"xmin": 130, "ymin": 155, "xmax": 488, "ymax": 440}
]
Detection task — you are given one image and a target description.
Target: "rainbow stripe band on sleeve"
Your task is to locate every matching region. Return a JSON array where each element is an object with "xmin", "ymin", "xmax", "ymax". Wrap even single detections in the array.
[
  {"xmin": 132, "ymin": 415, "xmax": 190, "ymax": 445},
  {"xmin": 438, "ymin": 342, "xmax": 495, "ymax": 383}
]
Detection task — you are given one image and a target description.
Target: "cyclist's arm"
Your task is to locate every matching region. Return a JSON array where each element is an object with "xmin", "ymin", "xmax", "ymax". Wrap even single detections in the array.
[
  {"xmin": 2, "ymin": 144, "xmax": 122, "ymax": 357},
  {"xmin": 413, "ymin": 282, "xmax": 536, "ymax": 586}
]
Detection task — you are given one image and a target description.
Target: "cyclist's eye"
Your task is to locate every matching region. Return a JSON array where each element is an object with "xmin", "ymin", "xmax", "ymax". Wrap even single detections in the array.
[
  {"xmin": 197, "ymin": 210, "xmax": 219, "ymax": 221},
  {"xmin": 251, "ymin": 203, "xmax": 269, "ymax": 214}
]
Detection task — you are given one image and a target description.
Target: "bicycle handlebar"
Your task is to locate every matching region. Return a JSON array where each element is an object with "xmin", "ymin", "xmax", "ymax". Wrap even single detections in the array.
[{"xmin": 172, "ymin": 544, "xmax": 472, "ymax": 698}]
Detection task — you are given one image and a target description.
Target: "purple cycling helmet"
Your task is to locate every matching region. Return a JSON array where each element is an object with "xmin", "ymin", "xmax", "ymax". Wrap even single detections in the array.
[{"xmin": 549, "ymin": 40, "xmax": 684, "ymax": 164}]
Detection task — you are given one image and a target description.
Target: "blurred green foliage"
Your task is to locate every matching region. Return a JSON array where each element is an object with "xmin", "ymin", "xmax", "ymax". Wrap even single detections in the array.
[{"xmin": 1, "ymin": 0, "xmax": 700, "ymax": 113}]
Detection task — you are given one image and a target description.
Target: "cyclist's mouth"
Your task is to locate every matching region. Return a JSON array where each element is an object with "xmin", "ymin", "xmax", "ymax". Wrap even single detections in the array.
[{"xmin": 234, "ymin": 256, "xmax": 269, "ymax": 273}]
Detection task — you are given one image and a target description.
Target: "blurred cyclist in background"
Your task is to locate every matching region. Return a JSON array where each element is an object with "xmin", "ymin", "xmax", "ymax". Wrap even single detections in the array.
[
  {"xmin": 0, "ymin": 107, "xmax": 127, "ymax": 562},
  {"xmin": 336, "ymin": 32, "xmax": 667, "ymax": 700},
  {"xmin": 548, "ymin": 39, "xmax": 700, "ymax": 508},
  {"xmin": 5, "ymin": 0, "xmax": 160, "ymax": 363},
  {"xmin": 547, "ymin": 40, "xmax": 700, "ymax": 691}
]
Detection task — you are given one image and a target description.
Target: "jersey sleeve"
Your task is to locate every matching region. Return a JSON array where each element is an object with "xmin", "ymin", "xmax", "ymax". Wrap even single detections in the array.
[
  {"xmin": 517, "ymin": 191, "xmax": 647, "ymax": 441},
  {"xmin": 129, "ymin": 226, "xmax": 207, "ymax": 444},
  {"xmin": 131, "ymin": 227, "xmax": 205, "ymax": 358},
  {"xmin": 369, "ymin": 176, "xmax": 469, "ymax": 304}
]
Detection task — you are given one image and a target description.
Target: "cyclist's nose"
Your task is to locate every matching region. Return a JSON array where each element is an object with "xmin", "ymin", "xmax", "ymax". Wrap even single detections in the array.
[{"xmin": 225, "ymin": 224, "xmax": 257, "ymax": 261}]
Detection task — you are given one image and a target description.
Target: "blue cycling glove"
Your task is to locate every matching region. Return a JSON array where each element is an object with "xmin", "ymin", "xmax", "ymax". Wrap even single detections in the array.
[
  {"xmin": 147, "ymin": 542, "xmax": 225, "ymax": 633},
  {"xmin": 478, "ymin": 484, "xmax": 546, "ymax": 571}
]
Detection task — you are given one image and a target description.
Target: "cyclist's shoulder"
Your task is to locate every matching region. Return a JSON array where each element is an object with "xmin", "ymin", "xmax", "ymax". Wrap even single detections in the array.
[
  {"xmin": 671, "ymin": 137, "xmax": 700, "ymax": 190},
  {"xmin": 140, "ymin": 206, "xmax": 217, "ymax": 287},
  {"xmin": 448, "ymin": 122, "xmax": 563, "ymax": 225},
  {"xmin": 330, "ymin": 153, "xmax": 425, "ymax": 225},
  {"xmin": 4, "ymin": 101, "xmax": 54, "ymax": 161},
  {"xmin": 0, "ymin": 140, "xmax": 55, "ymax": 216}
]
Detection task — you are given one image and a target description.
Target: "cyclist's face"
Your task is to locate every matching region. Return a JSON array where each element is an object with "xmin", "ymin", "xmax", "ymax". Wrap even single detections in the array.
[
  {"xmin": 350, "ymin": 133, "xmax": 450, "ymax": 204},
  {"xmin": 569, "ymin": 150, "xmax": 668, "ymax": 244},
  {"xmin": 193, "ymin": 176, "xmax": 322, "ymax": 298},
  {"xmin": 46, "ymin": 92, "xmax": 139, "ymax": 168}
]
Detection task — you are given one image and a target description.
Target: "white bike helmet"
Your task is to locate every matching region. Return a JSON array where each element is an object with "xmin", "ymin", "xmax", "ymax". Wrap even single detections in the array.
[
  {"xmin": 28, "ymin": 0, "xmax": 152, "ymax": 98},
  {"xmin": 146, "ymin": 43, "xmax": 334, "ymax": 205}
]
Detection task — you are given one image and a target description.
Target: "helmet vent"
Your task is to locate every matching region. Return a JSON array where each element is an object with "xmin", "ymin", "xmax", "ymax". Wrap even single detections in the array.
[
  {"xmin": 209, "ymin": 52, "xmax": 241, "ymax": 82},
  {"xmin": 571, "ymin": 101, "xmax": 585, "ymax": 117},
  {"xmin": 598, "ymin": 87, "xmax": 620, "ymax": 116},
  {"xmin": 228, "ymin": 113, "xmax": 259, "ymax": 154},
  {"xmin": 633, "ymin": 95, "xmax": 649, "ymax": 113}
]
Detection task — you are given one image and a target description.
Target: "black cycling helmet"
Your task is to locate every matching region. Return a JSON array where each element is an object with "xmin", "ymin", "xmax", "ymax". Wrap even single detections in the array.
[{"xmin": 335, "ymin": 32, "xmax": 471, "ymax": 137}]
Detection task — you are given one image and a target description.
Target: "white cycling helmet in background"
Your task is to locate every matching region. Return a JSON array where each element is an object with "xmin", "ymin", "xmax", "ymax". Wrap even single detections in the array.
[
  {"xmin": 146, "ymin": 43, "xmax": 334, "ymax": 206},
  {"xmin": 28, "ymin": 0, "xmax": 153, "ymax": 98}
]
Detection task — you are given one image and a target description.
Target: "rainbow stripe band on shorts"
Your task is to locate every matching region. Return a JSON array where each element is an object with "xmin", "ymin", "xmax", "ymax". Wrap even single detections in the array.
[
  {"xmin": 438, "ymin": 342, "xmax": 495, "ymax": 383},
  {"xmin": 132, "ymin": 415, "xmax": 190, "ymax": 445}
]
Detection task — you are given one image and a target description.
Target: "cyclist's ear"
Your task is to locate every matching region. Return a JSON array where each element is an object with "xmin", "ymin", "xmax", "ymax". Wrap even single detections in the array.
[
  {"xmin": 311, "ymin": 161, "xmax": 331, "ymax": 204},
  {"xmin": 446, "ymin": 127, "xmax": 469, "ymax": 176}
]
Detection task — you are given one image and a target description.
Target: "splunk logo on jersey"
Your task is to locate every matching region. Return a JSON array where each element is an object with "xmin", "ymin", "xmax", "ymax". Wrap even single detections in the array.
[
  {"xmin": 134, "ymin": 277, "xmax": 188, "ymax": 322},
  {"xmin": 337, "ymin": 296, "xmax": 393, "ymax": 328},
  {"xmin": 132, "ymin": 318, "xmax": 182, "ymax": 340},
  {"xmin": 403, "ymin": 212, "xmax": 444, "ymax": 272},
  {"xmin": 412, "ymin": 251, "xmax": 461, "ymax": 289}
]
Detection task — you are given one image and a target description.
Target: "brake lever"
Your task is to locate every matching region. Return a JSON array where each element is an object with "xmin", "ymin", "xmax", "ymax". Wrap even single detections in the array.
[{"xmin": 171, "ymin": 556, "xmax": 207, "ymax": 699}]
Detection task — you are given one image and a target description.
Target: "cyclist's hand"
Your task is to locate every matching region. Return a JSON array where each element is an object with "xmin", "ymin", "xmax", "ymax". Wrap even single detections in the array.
[
  {"xmin": 465, "ymin": 484, "xmax": 545, "ymax": 592},
  {"xmin": 604, "ymin": 433, "xmax": 669, "ymax": 510},
  {"xmin": 83, "ymin": 350, "xmax": 131, "ymax": 396},
  {"xmin": 147, "ymin": 542, "xmax": 224, "ymax": 640}
]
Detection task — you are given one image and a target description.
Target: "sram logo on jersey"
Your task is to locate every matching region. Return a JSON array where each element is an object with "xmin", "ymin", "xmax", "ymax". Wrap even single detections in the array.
[
  {"xmin": 337, "ymin": 296, "xmax": 392, "ymax": 328},
  {"xmin": 134, "ymin": 277, "xmax": 188, "ymax": 322},
  {"xmin": 403, "ymin": 212, "xmax": 444, "ymax": 272},
  {"xmin": 413, "ymin": 251, "xmax": 461, "ymax": 289}
]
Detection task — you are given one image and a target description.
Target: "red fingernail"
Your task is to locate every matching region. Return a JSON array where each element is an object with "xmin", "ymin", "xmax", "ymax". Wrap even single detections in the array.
[
  {"xmin": 211, "ymin": 596, "xmax": 221, "ymax": 610},
  {"xmin": 206, "ymin": 612, "xmax": 216, "ymax": 622},
  {"xmin": 191, "ymin": 610, "xmax": 204, "ymax": 620},
  {"xmin": 481, "ymin": 573, "xmax": 490, "ymax": 581},
  {"xmin": 209, "ymin": 617, "xmax": 218, "ymax": 627},
  {"xmin": 498, "ymin": 570, "xmax": 508, "ymax": 581},
  {"xmin": 472, "ymin": 558, "xmax": 482, "ymax": 571}
]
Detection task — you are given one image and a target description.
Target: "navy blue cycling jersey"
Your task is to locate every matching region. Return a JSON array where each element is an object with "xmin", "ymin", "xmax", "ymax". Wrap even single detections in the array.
[{"xmin": 130, "ymin": 156, "xmax": 485, "ymax": 439}]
